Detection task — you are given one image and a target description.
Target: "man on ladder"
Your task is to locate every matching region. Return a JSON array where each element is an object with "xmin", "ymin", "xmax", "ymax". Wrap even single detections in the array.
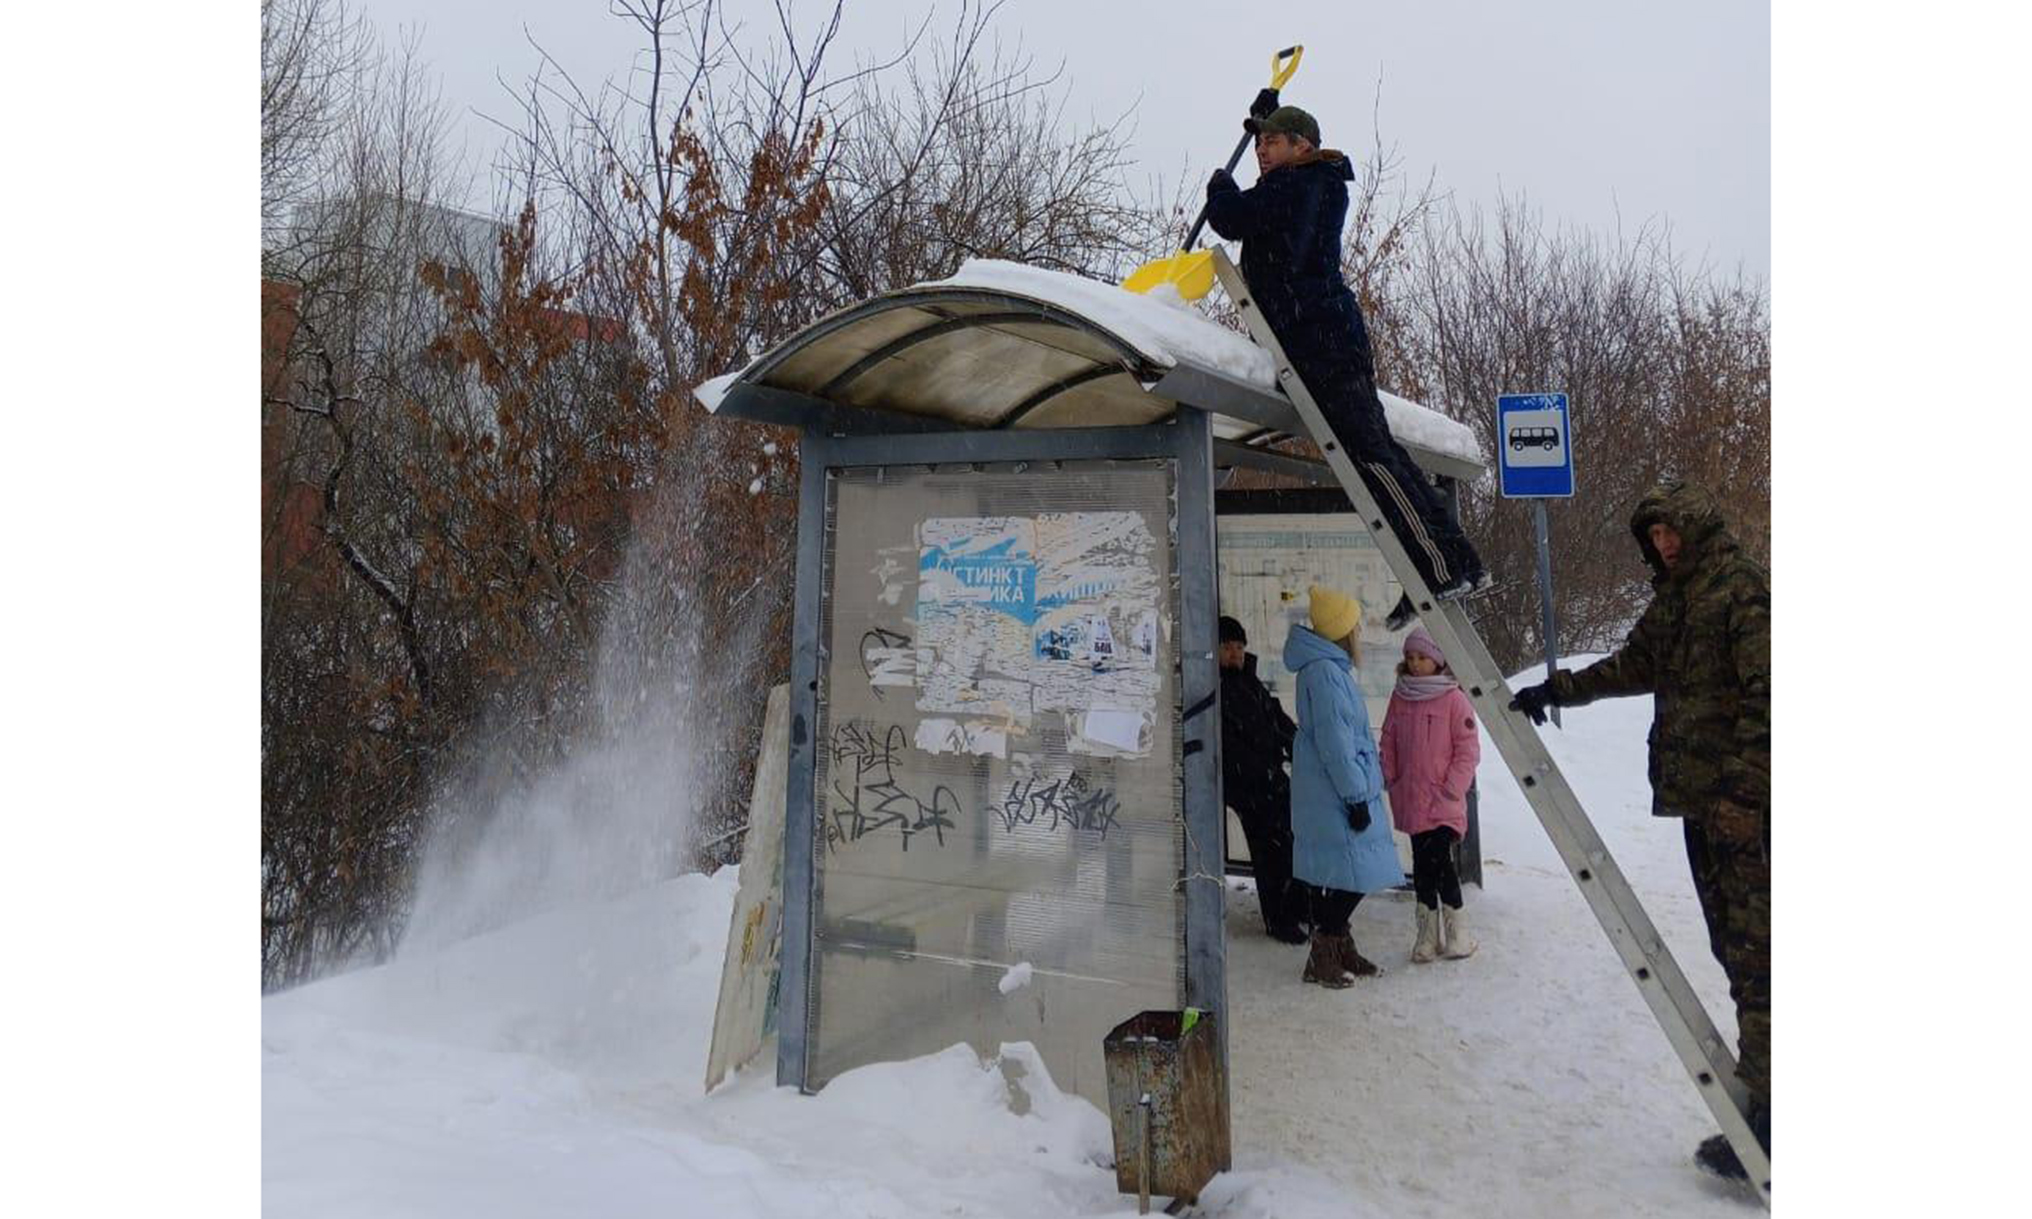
[{"xmin": 1203, "ymin": 98, "xmax": 1488, "ymax": 630}]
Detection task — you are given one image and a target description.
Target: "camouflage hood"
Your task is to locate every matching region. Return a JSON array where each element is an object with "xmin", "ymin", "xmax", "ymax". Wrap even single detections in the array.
[{"xmin": 1630, "ymin": 479, "xmax": 1740, "ymax": 581}]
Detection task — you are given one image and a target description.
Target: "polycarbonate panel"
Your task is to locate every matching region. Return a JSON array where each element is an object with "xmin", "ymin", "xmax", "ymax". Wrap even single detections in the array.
[
  {"xmin": 807, "ymin": 460, "xmax": 1185, "ymax": 1106},
  {"xmin": 838, "ymin": 331, "xmax": 1096, "ymax": 423},
  {"xmin": 764, "ymin": 305, "xmax": 942, "ymax": 395},
  {"xmin": 1012, "ymin": 379, "xmax": 1172, "ymax": 430}
]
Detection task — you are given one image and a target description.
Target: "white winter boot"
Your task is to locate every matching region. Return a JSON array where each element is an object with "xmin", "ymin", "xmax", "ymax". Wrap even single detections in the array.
[
  {"xmin": 1411, "ymin": 904, "xmax": 1440, "ymax": 964},
  {"xmin": 1440, "ymin": 905, "xmax": 1478, "ymax": 959}
]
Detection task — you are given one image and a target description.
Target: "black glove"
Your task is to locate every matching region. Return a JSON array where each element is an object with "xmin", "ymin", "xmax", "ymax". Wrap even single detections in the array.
[
  {"xmin": 1509, "ymin": 682, "xmax": 1556, "ymax": 726},
  {"xmin": 1208, "ymin": 167, "xmax": 1237, "ymax": 196},
  {"xmin": 1345, "ymin": 800, "xmax": 1372, "ymax": 833},
  {"xmin": 1249, "ymin": 87, "xmax": 1281, "ymax": 121}
]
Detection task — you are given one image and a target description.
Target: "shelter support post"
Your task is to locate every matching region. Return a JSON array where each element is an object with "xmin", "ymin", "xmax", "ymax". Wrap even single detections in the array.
[
  {"xmin": 776, "ymin": 433, "xmax": 834, "ymax": 1092},
  {"xmin": 1171, "ymin": 407, "xmax": 1231, "ymax": 1169}
]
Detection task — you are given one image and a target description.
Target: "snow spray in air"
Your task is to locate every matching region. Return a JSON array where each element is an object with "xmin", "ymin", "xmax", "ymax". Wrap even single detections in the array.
[{"xmin": 399, "ymin": 473, "xmax": 785, "ymax": 956}]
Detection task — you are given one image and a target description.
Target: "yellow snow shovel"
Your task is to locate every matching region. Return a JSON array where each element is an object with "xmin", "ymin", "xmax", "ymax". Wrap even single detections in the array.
[{"xmin": 1122, "ymin": 45, "xmax": 1304, "ymax": 302}]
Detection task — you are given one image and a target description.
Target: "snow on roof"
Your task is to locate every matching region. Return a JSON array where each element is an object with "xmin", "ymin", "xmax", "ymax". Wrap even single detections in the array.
[
  {"xmin": 693, "ymin": 366, "xmax": 746, "ymax": 413},
  {"xmin": 930, "ymin": 259, "xmax": 1276, "ymax": 386},
  {"xmin": 694, "ymin": 258, "xmax": 1481, "ymax": 469}
]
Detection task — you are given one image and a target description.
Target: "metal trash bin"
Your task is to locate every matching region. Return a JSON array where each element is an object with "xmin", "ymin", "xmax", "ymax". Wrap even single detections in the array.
[{"xmin": 1102, "ymin": 1009, "xmax": 1229, "ymax": 1210}]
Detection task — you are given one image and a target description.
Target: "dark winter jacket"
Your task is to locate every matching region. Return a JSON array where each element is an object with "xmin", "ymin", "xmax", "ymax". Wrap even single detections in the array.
[
  {"xmin": 1548, "ymin": 481, "xmax": 1771, "ymax": 827},
  {"xmin": 1203, "ymin": 150, "xmax": 1373, "ymax": 377},
  {"xmin": 1220, "ymin": 652, "xmax": 1296, "ymax": 819}
]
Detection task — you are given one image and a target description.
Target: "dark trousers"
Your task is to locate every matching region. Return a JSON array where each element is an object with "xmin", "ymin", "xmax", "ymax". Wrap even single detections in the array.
[
  {"xmin": 1233, "ymin": 800, "xmax": 1303, "ymax": 933},
  {"xmin": 1684, "ymin": 816, "xmax": 1772, "ymax": 1115},
  {"xmin": 1308, "ymin": 885, "xmax": 1364, "ymax": 936},
  {"xmin": 1410, "ymin": 828, "xmax": 1465, "ymax": 909},
  {"xmin": 1294, "ymin": 352, "xmax": 1479, "ymax": 590}
]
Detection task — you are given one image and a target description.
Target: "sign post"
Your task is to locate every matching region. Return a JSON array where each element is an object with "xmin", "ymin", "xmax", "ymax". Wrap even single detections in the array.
[{"xmin": 1496, "ymin": 393, "xmax": 1574, "ymax": 725}]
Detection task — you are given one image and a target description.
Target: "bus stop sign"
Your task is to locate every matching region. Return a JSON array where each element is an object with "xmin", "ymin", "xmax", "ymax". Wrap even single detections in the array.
[{"xmin": 1497, "ymin": 393, "xmax": 1574, "ymax": 498}]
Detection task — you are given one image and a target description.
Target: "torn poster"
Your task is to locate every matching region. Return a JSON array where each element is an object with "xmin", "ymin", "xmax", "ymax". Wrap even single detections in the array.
[
  {"xmin": 913, "ymin": 718, "xmax": 1011, "ymax": 759},
  {"xmin": 1073, "ymin": 708, "xmax": 1151, "ymax": 755},
  {"xmin": 913, "ymin": 512, "xmax": 1162, "ymax": 753}
]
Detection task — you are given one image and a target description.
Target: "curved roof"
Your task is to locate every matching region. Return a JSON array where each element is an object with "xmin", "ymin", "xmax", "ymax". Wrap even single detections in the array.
[{"xmin": 697, "ymin": 260, "xmax": 1483, "ymax": 481}]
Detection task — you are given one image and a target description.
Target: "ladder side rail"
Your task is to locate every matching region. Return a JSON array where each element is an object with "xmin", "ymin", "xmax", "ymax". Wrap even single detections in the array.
[
  {"xmin": 1208, "ymin": 250, "xmax": 1771, "ymax": 1203},
  {"xmin": 1427, "ymin": 599, "xmax": 1743, "ymax": 1083}
]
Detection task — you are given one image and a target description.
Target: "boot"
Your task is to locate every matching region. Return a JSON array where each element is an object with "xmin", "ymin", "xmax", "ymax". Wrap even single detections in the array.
[
  {"xmin": 1695, "ymin": 1101, "xmax": 1769, "ymax": 1182},
  {"xmin": 1384, "ymin": 592, "xmax": 1419, "ymax": 633},
  {"xmin": 1694, "ymin": 1135, "xmax": 1747, "ymax": 1181},
  {"xmin": 1440, "ymin": 905, "xmax": 1477, "ymax": 959},
  {"xmin": 1337, "ymin": 932, "xmax": 1383, "ymax": 977},
  {"xmin": 1411, "ymin": 904, "xmax": 1440, "ymax": 964},
  {"xmin": 1302, "ymin": 933, "xmax": 1354, "ymax": 988},
  {"xmin": 1267, "ymin": 922, "xmax": 1310, "ymax": 945}
]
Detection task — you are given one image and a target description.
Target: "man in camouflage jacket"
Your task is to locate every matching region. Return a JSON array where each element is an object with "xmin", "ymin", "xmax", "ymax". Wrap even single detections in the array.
[{"xmin": 1511, "ymin": 479, "xmax": 1771, "ymax": 1179}]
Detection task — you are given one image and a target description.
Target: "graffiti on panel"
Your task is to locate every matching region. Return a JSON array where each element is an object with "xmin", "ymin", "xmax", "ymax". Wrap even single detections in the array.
[
  {"xmin": 859, "ymin": 626, "xmax": 916, "ymax": 698},
  {"xmin": 995, "ymin": 768, "xmax": 1121, "ymax": 839},
  {"xmin": 824, "ymin": 721, "xmax": 960, "ymax": 853}
]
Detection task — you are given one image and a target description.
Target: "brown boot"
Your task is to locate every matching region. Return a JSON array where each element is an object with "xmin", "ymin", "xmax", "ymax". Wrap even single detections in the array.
[
  {"xmin": 1302, "ymin": 933, "xmax": 1355, "ymax": 988},
  {"xmin": 1336, "ymin": 933, "xmax": 1383, "ymax": 977}
]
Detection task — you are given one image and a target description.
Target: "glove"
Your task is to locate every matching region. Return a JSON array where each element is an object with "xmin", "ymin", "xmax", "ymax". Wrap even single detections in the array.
[
  {"xmin": 1208, "ymin": 167, "xmax": 1237, "ymax": 196},
  {"xmin": 1345, "ymin": 800, "xmax": 1372, "ymax": 833},
  {"xmin": 1708, "ymin": 796, "xmax": 1769, "ymax": 853},
  {"xmin": 1249, "ymin": 87, "xmax": 1281, "ymax": 120},
  {"xmin": 1509, "ymin": 682, "xmax": 1556, "ymax": 725}
]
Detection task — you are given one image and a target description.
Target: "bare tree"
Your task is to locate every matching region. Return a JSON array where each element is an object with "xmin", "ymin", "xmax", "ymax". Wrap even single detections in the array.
[
  {"xmin": 264, "ymin": 0, "xmax": 1109, "ymax": 981},
  {"xmin": 812, "ymin": 13, "xmax": 1146, "ymax": 301},
  {"xmin": 1380, "ymin": 196, "xmax": 1769, "ymax": 669},
  {"xmin": 262, "ymin": 0, "xmax": 374, "ymax": 250},
  {"xmin": 262, "ymin": 27, "xmax": 477, "ymax": 984}
]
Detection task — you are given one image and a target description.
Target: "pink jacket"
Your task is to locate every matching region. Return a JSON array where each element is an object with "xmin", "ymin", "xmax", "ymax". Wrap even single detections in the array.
[{"xmin": 1380, "ymin": 686, "xmax": 1481, "ymax": 837}]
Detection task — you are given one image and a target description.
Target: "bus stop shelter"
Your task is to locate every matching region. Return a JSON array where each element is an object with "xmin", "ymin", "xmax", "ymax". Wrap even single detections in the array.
[{"xmin": 697, "ymin": 261, "xmax": 1483, "ymax": 1125}]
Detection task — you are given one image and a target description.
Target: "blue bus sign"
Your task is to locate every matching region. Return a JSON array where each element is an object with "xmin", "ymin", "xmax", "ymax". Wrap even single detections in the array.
[{"xmin": 1497, "ymin": 392, "xmax": 1574, "ymax": 498}]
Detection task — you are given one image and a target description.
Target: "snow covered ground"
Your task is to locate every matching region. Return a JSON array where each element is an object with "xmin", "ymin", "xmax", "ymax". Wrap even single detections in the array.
[{"xmin": 263, "ymin": 660, "xmax": 1760, "ymax": 1216}]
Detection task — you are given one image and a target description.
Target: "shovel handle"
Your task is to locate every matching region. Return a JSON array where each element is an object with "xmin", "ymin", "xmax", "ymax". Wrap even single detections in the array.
[
  {"xmin": 1270, "ymin": 45, "xmax": 1304, "ymax": 90},
  {"xmin": 1181, "ymin": 132, "xmax": 1255, "ymax": 252},
  {"xmin": 1181, "ymin": 47, "xmax": 1304, "ymax": 253}
]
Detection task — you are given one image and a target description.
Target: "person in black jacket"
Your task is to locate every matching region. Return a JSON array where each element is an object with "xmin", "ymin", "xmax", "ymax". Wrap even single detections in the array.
[
  {"xmin": 1218, "ymin": 615, "xmax": 1308, "ymax": 944},
  {"xmin": 1205, "ymin": 103, "xmax": 1486, "ymax": 626}
]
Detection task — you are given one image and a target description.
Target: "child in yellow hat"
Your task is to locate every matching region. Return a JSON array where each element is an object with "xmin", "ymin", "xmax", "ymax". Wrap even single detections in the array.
[{"xmin": 1279, "ymin": 586, "xmax": 1402, "ymax": 985}]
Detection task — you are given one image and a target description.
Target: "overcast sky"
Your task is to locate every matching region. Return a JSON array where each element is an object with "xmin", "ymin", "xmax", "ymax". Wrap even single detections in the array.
[{"xmin": 358, "ymin": 0, "xmax": 1770, "ymax": 279}]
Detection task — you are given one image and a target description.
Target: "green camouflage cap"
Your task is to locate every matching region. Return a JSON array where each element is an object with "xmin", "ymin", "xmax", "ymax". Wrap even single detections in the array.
[{"xmin": 1245, "ymin": 104, "xmax": 1321, "ymax": 147}]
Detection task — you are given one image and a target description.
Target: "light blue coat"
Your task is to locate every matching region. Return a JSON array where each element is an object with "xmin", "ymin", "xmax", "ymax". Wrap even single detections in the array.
[{"xmin": 1283, "ymin": 623, "xmax": 1402, "ymax": 895}]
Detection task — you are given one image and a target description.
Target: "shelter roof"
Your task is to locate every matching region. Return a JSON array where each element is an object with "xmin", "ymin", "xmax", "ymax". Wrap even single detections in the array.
[{"xmin": 696, "ymin": 260, "xmax": 1483, "ymax": 482}]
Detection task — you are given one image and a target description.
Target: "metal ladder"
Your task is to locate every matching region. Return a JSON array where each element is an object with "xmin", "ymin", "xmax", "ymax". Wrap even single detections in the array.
[{"xmin": 1209, "ymin": 249, "xmax": 1771, "ymax": 1205}]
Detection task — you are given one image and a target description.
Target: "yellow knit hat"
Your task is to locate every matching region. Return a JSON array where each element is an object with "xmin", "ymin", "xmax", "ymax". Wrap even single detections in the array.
[{"xmin": 1308, "ymin": 585, "xmax": 1361, "ymax": 643}]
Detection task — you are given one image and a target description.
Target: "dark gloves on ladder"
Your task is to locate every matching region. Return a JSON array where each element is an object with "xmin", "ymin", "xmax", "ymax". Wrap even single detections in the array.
[{"xmin": 1509, "ymin": 682, "xmax": 1558, "ymax": 726}]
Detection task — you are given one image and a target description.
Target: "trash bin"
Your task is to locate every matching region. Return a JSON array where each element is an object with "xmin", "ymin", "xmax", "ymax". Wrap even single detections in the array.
[{"xmin": 1102, "ymin": 1009, "xmax": 1229, "ymax": 1210}]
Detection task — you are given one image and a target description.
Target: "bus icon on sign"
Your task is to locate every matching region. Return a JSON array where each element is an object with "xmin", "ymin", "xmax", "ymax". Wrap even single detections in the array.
[{"xmin": 1497, "ymin": 392, "xmax": 1573, "ymax": 496}]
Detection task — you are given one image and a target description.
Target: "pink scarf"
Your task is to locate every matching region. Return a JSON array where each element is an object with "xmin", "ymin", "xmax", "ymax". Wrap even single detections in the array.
[{"xmin": 1393, "ymin": 671, "xmax": 1459, "ymax": 702}]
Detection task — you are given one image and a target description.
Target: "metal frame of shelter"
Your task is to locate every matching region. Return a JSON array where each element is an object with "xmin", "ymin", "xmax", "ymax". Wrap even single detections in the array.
[{"xmin": 707, "ymin": 282, "xmax": 1484, "ymax": 1131}]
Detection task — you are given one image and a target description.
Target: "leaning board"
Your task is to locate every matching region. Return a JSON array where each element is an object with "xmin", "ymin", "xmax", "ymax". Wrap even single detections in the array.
[{"xmin": 704, "ymin": 683, "xmax": 790, "ymax": 1092}]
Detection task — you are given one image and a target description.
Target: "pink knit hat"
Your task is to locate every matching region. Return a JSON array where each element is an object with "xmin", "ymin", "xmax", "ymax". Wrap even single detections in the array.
[{"xmin": 1402, "ymin": 626, "xmax": 1447, "ymax": 666}]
